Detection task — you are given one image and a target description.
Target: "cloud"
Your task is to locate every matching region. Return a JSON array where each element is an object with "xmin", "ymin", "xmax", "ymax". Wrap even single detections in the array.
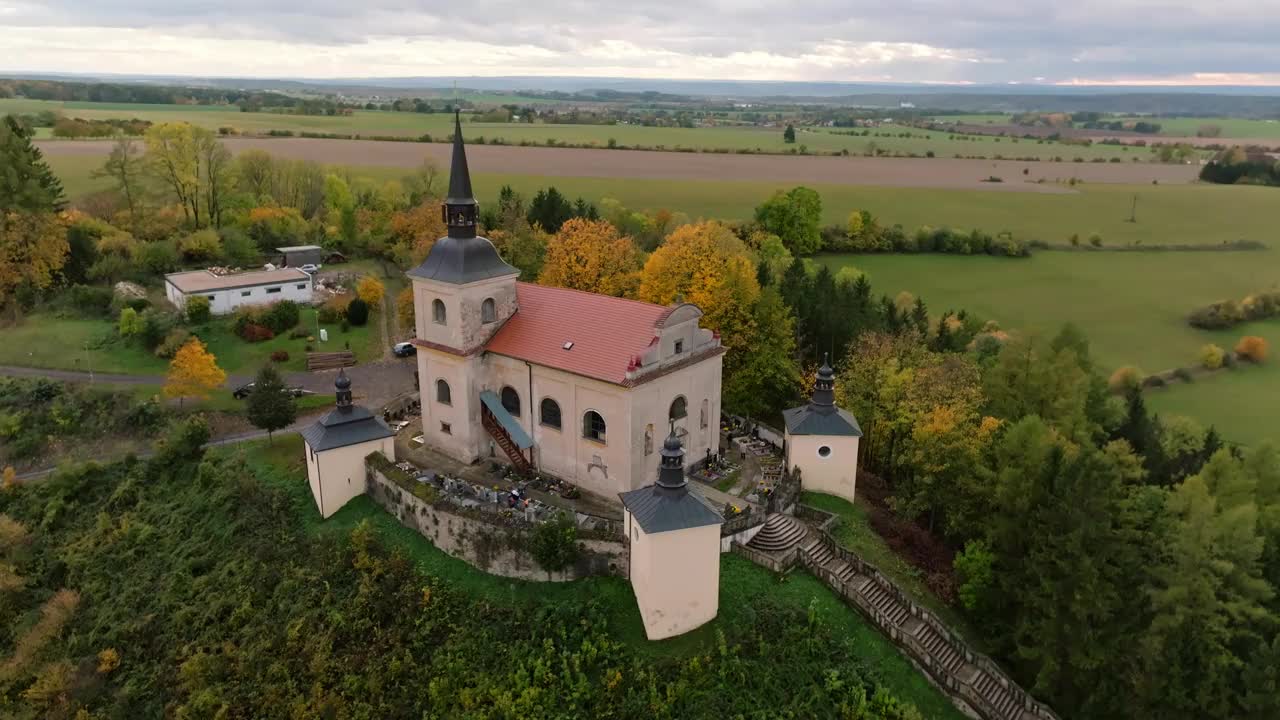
[{"xmin": 1, "ymin": 0, "xmax": 1277, "ymax": 84}]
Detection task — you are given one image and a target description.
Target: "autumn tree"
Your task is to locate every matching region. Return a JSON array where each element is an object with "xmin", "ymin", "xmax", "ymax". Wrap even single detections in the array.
[
  {"xmin": 395, "ymin": 286, "xmax": 415, "ymax": 331},
  {"xmin": 754, "ymin": 186, "xmax": 822, "ymax": 255},
  {"xmin": 164, "ymin": 338, "xmax": 227, "ymax": 405},
  {"xmin": 144, "ymin": 122, "xmax": 202, "ymax": 226},
  {"xmin": 246, "ymin": 365, "xmax": 297, "ymax": 444},
  {"xmin": 388, "ymin": 201, "xmax": 446, "ymax": 268},
  {"xmin": 91, "ymin": 135, "xmax": 144, "ymax": 224},
  {"xmin": 0, "ymin": 211, "xmax": 68, "ymax": 315},
  {"xmin": 0, "ymin": 115, "xmax": 64, "ymax": 213},
  {"xmin": 721, "ymin": 287, "xmax": 802, "ymax": 419},
  {"xmin": 356, "ymin": 275, "xmax": 385, "ymax": 308},
  {"xmin": 200, "ymin": 132, "xmax": 235, "ymax": 228},
  {"xmin": 1236, "ymin": 335, "xmax": 1269, "ymax": 363},
  {"xmin": 538, "ymin": 217, "xmax": 641, "ymax": 297}
]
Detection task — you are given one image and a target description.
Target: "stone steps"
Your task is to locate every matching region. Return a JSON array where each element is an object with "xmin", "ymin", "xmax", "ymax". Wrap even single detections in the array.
[
  {"xmin": 974, "ymin": 669, "xmax": 1023, "ymax": 720},
  {"xmin": 918, "ymin": 624, "xmax": 966, "ymax": 675},
  {"xmin": 747, "ymin": 514, "xmax": 806, "ymax": 553},
  {"xmin": 856, "ymin": 575, "xmax": 911, "ymax": 627}
]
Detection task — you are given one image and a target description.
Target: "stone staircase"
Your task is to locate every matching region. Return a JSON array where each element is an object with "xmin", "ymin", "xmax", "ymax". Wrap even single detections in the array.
[
  {"xmin": 794, "ymin": 532, "xmax": 1050, "ymax": 720},
  {"xmin": 746, "ymin": 513, "xmax": 806, "ymax": 553}
]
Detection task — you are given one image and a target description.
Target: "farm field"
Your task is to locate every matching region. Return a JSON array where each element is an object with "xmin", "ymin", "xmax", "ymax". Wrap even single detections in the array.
[
  {"xmin": 931, "ymin": 113, "xmax": 1280, "ymax": 140},
  {"xmin": 815, "ymin": 252, "xmax": 1280, "ymax": 446},
  {"xmin": 45, "ymin": 151, "xmax": 1270, "ymax": 246},
  {"xmin": 6, "ymin": 96, "xmax": 1200, "ymax": 161}
]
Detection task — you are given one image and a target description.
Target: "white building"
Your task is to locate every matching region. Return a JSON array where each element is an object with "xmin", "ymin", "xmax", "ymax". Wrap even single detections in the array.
[
  {"xmin": 782, "ymin": 356, "xmax": 863, "ymax": 503},
  {"xmin": 302, "ymin": 370, "xmax": 396, "ymax": 519},
  {"xmin": 164, "ymin": 268, "xmax": 313, "ymax": 315},
  {"xmin": 408, "ymin": 114, "xmax": 725, "ymax": 500}
]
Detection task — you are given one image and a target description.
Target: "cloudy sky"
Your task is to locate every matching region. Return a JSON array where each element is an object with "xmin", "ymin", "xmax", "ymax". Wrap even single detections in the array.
[{"xmin": 3, "ymin": 0, "xmax": 1279, "ymax": 85}]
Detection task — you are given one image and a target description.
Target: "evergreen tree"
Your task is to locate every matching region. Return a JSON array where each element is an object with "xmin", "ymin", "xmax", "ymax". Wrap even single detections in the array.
[
  {"xmin": 910, "ymin": 297, "xmax": 929, "ymax": 336},
  {"xmin": 526, "ymin": 187, "xmax": 573, "ymax": 233},
  {"xmin": 783, "ymin": 124, "xmax": 796, "ymax": 143},
  {"xmin": 246, "ymin": 365, "xmax": 297, "ymax": 444},
  {"xmin": 0, "ymin": 115, "xmax": 65, "ymax": 212}
]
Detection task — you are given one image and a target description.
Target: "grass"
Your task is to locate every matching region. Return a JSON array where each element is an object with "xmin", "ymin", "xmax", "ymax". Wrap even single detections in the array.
[
  {"xmin": 930, "ymin": 113, "xmax": 1280, "ymax": 140},
  {"xmin": 46, "ymin": 150, "xmax": 1280, "ymax": 248},
  {"xmin": 802, "ymin": 491, "xmax": 986, "ymax": 652},
  {"xmin": 0, "ymin": 306, "xmax": 381, "ymax": 375},
  {"xmin": 816, "ymin": 252, "xmax": 1280, "ymax": 445},
  {"xmin": 807, "ymin": 124, "xmax": 1198, "ymax": 162},
  {"xmin": 239, "ymin": 433, "xmax": 966, "ymax": 719}
]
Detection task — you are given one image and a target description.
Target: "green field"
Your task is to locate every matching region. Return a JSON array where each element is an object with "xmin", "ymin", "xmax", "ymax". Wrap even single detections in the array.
[
  {"xmin": 816, "ymin": 252, "xmax": 1280, "ymax": 445},
  {"xmin": 243, "ymin": 434, "xmax": 965, "ymax": 718},
  {"xmin": 8, "ymin": 97, "xmax": 1192, "ymax": 161},
  {"xmin": 930, "ymin": 112, "xmax": 1280, "ymax": 140},
  {"xmin": 0, "ymin": 306, "xmax": 379, "ymax": 376},
  {"xmin": 45, "ymin": 152, "xmax": 1277, "ymax": 247}
]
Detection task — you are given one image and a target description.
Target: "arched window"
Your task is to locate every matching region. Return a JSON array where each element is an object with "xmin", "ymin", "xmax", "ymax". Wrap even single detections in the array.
[
  {"xmin": 432, "ymin": 299, "xmax": 446, "ymax": 325},
  {"xmin": 644, "ymin": 424, "xmax": 654, "ymax": 455},
  {"xmin": 501, "ymin": 386, "xmax": 521, "ymax": 416},
  {"xmin": 669, "ymin": 396, "xmax": 687, "ymax": 421},
  {"xmin": 540, "ymin": 398, "xmax": 561, "ymax": 429},
  {"xmin": 436, "ymin": 379, "xmax": 451, "ymax": 405},
  {"xmin": 481, "ymin": 297, "xmax": 496, "ymax": 323},
  {"xmin": 583, "ymin": 411, "xmax": 607, "ymax": 443},
  {"xmin": 700, "ymin": 399, "xmax": 709, "ymax": 429}
]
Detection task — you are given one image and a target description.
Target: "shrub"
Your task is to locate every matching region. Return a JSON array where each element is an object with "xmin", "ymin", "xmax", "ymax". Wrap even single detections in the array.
[
  {"xmin": 238, "ymin": 323, "xmax": 275, "ymax": 342},
  {"xmin": 137, "ymin": 309, "xmax": 178, "ymax": 350},
  {"xmin": 1108, "ymin": 366, "xmax": 1145, "ymax": 394},
  {"xmin": 134, "ymin": 240, "xmax": 180, "ymax": 276},
  {"xmin": 317, "ymin": 304, "xmax": 344, "ymax": 324},
  {"xmin": 154, "ymin": 328, "xmax": 192, "ymax": 359},
  {"xmin": 1142, "ymin": 375, "xmax": 1167, "ymax": 388},
  {"xmin": 1188, "ymin": 300, "xmax": 1245, "ymax": 330},
  {"xmin": 177, "ymin": 229, "xmax": 224, "ymax": 262},
  {"xmin": 1173, "ymin": 367, "xmax": 1194, "ymax": 383},
  {"xmin": 270, "ymin": 350, "xmax": 290, "ymax": 362},
  {"xmin": 356, "ymin": 276, "xmax": 385, "ymax": 308},
  {"xmin": 1199, "ymin": 343, "xmax": 1226, "ymax": 370},
  {"xmin": 1088, "ymin": 233, "xmax": 1103, "ymax": 248},
  {"xmin": 1235, "ymin": 335, "xmax": 1269, "ymax": 363},
  {"xmin": 346, "ymin": 298, "xmax": 369, "ymax": 326},
  {"xmin": 530, "ymin": 513, "xmax": 580, "ymax": 576},
  {"xmin": 68, "ymin": 285, "xmax": 114, "ymax": 316},
  {"xmin": 118, "ymin": 307, "xmax": 141, "ymax": 337},
  {"xmin": 262, "ymin": 300, "xmax": 301, "ymax": 334},
  {"xmin": 185, "ymin": 295, "xmax": 212, "ymax": 325},
  {"xmin": 289, "ymin": 327, "xmax": 310, "ymax": 339}
]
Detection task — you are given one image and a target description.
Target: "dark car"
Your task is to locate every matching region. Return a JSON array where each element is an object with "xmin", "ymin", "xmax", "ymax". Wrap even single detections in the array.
[
  {"xmin": 393, "ymin": 341, "xmax": 417, "ymax": 358},
  {"xmin": 232, "ymin": 383, "xmax": 315, "ymax": 400}
]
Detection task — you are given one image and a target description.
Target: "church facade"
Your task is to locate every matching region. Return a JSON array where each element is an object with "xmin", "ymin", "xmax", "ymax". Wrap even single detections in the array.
[{"xmin": 408, "ymin": 115, "xmax": 725, "ymax": 499}]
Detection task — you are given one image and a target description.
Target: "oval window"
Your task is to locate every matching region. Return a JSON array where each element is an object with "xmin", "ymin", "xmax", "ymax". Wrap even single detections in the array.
[{"xmin": 818, "ymin": 445, "xmax": 832, "ymax": 458}]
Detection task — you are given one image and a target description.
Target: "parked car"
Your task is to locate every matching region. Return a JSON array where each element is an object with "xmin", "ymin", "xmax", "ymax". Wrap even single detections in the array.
[
  {"xmin": 392, "ymin": 341, "xmax": 417, "ymax": 358},
  {"xmin": 232, "ymin": 383, "xmax": 316, "ymax": 400},
  {"xmin": 297, "ymin": 263, "xmax": 321, "ymax": 274}
]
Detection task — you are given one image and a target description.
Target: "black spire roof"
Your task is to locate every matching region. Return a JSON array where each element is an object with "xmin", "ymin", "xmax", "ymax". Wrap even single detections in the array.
[
  {"xmin": 301, "ymin": 370, "xmax": 394, "ymax": 451},
  {"xmin": 782, "ymin": 353, "xmax": 863, "ymax": 437},
  {"xmin": 407, "ymin": 112, "xmax": 518, "ymax": 285},
  {"xmin": 619, "ymin": 425, "xmax": 723, "ymax": 534}
]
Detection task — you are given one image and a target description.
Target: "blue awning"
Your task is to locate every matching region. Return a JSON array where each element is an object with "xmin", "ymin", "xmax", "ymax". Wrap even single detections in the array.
[{"xmin": 479, "ymin": 390, "xmax": 534, "ymax": 450}]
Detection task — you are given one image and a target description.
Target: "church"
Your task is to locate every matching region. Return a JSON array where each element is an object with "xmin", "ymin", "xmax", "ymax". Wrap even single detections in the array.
[{"xmin": 407, "ymin": 115, "xmax": 727, "ymax": 499}]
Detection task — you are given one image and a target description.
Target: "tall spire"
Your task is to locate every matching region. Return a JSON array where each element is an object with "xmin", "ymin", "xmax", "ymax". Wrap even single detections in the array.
[
  {"xmin": 443, "ymin": 109, "xmax": 478, "ymax": 239},
  {"xmin": 655, "ymin": 420, "xmax": 688, "ymax": 493},
  {"xmin": 811, "ymin": 352, "xmax": 835, "ymax": 409}
]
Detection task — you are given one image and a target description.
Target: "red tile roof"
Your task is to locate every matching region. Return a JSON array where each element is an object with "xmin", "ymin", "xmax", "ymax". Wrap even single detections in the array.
[{"xmin": 484, "ymin": 282, "xmax": 672, "ymax": 385}]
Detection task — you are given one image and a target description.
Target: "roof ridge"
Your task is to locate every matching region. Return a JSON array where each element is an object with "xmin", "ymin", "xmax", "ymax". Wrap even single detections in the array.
[{"xmin": 516, "ymin": 281, "xmax": 670, "ymax": 317}]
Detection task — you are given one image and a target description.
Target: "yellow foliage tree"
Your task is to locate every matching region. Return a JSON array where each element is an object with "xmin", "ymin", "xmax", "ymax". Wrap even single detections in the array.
[
  {"xmin": 1235, "ymin": 335, "xmax": 1269, "ymax": 363},
  {"xmin": 389, "ymin": 202, "xmax": 446, "ymax": 268},
  {"xmin": 396, "ymin": 286, "xmax": 415, "ymax": 331},
  {"xmin": 356, "ymin": 275, "xmax": 385, "ymax": 308},
  {"xmin": 0, "ymin": 212, "xmax": 68, "ymax": 311},
  {"xmin": 1199, "ymin": 343, "xmax": 1225, "ymax": 370},
  {"xmin": 164, "ymin": 338, "xmax": 227, "ymax": 404},
  {"xmin": 638, "ymin": 221, "xmax": 760, "ymax": 356},
  {"xmin": 1, "ymin": 466, "xmax": 16, "ymax": 493},
  {"xmin": 1107, "ymin": 365, "xmax": 1145, "ymax": 394},
  {"xmin": 538, "ymin": 218, "xmax": 641, "ymax": 297}
]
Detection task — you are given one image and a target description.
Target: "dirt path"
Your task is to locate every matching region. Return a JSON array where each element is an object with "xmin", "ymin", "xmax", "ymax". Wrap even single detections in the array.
[{"xmin": 38, "ymin": 137, "xmax": 1201, "ymax": 189}]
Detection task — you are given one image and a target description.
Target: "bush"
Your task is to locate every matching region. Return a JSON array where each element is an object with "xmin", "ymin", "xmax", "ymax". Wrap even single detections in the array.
[
  {"xmin": 1188, "ymin": 300, "xmax": 1246, "ymax": 330},
  {"xmin": 68, "ymin": 285, "xmax": 114, "ymax": 316},
  {"xmin": 1088, "ymin": 233, "xmax": 1103, "ymax": 248},
  {"xmin": 154, "ymin": 328, "xmax": 192, "ymax": 359},
  {"xmin": 346, "ymin": 298, "xmax": 369, "ymax": 326},
  {"xmin": 530, "ymin": 513, "xmax": 580, "ymax": 575},
  {"xmin": 1199, "ymin": 343, "xmax": 1226, "ymax": 370},
  {"xmin": 177, "ymin": 229, "xmax": 224, "ymax": 262},
  {"xmin": 1235, "ymin": 335, "xmax": 1269, "ymax": 363},
  {"xmin": 137, "ymin": 309, "xmax": 178, "ymax": 350},
  {"xmin": 270, "ymin": 350, "xmax": 290, "ymax": 363},
  {"xmin": 262, "ymin": 300, "xmax": 301, "ymax": 334},
  {"xmin": 134, "ymin": 240, "xmax": 180, "ymax": 276},
  {"xmin": 356, "ymin": 276, "xmax": 385, "ymax": 308},
  {"xmin": 1142, "ymin": 375, "xmax": 1167, "ymax": 388},
  {"xmin": 1108, "ymin": 366, "xmax": 1145, "ymax": 394},
  {"xmin": 289, "ymin": 327, "xmax": 310, "ymax": 339},
  {"xmin": 1173, "ymin": 367, "xmax": 1194, "ymax": 383},
  {"xmin": 118, "ymin": 307, "xmax": 141, "ymax": 337},
  {"xmin": 239, "ymin": 323, "xmax": 275, "ymax": 343},
  {"xmin": 185, "ymin": 295, "xmax": 211, "ymax": 325}
]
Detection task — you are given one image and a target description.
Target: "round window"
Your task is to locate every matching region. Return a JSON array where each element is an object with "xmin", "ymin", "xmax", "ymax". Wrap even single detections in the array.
[{"xmin": 818, "ymin": 445, "xmax": 832, "ymax": 458}]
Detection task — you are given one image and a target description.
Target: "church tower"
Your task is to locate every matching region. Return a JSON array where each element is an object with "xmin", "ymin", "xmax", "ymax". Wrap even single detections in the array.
[{"xmin": 408, "ymin": 112, "xmax": 519, "ymax": 462}]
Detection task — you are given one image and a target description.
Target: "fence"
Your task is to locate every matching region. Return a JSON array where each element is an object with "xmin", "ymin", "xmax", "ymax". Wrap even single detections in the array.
[{"xmin": 799, "ymin": 530, "xmax": 1060, "ymax": 720}]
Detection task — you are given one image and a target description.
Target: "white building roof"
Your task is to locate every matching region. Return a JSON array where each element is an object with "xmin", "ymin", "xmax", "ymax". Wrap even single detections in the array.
[{"xmin": 164, "ymin": 268, "xmax": 311, "ymax": 294}]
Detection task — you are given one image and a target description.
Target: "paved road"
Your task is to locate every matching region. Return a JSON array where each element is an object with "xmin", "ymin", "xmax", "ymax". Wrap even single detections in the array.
[{"xmin": 0, "ymin": 360, "xmax": 417, "ymax": 408}]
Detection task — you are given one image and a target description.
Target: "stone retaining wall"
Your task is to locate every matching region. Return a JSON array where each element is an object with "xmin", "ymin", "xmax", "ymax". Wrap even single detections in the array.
[{"xmin": 367, "ymin": 463, "xmax": 627, "ymax": 582}]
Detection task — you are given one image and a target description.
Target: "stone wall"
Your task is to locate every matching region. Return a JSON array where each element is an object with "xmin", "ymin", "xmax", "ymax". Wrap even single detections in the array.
[{"xmin": 366, "ymin": 463, "xmax": 627, "ymax": 582}]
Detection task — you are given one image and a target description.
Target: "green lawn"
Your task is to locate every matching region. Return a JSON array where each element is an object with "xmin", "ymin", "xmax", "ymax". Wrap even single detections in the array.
[
  {"xmin": 240, "ymin": 434, "xmax": 966, "ymax": 719},
  {"xmin": 816, "ymin": 251, "xmax": 1280, "ymax": 445},
  {"xmin": 0, "ymin": 306, "xmax": 380, "ymax": 376},
  {"xmin": 1111, "ymin": 116, "xmax": 1280, "ymax": 139}
]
